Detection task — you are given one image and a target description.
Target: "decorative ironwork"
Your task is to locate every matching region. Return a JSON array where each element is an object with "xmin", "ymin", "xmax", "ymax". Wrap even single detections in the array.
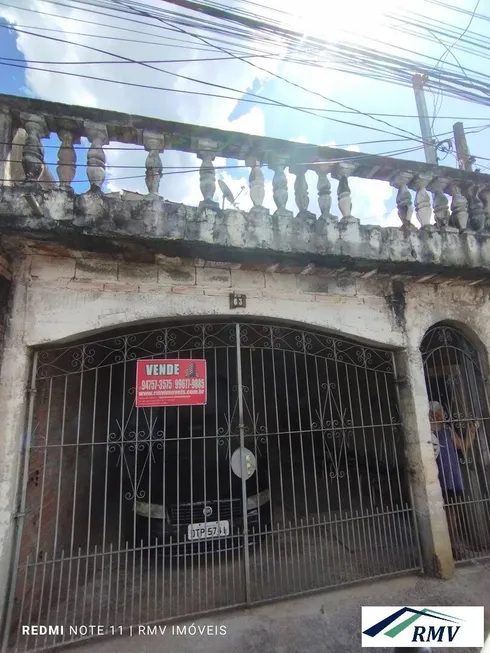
[
  {"xmin": 312, "ymin": 382, "xmax": 352, "ymax": 479},
  {"xmin": 422, "ymin": 322, "xmax": 490, "ymax": 563},
  {"xmin": 10, "ymin": 320, "xmax": 418, "ymax": 653},
  {"xmin": 217, "ymin": 383, "xmax": 267, "ymax": 458},
  {"xmin": 108, "ymin": 388, "xmax": 165, "ymax": 501},
  {"xmin": 36, "ymin": 321, "xmax": 395, "ymax": 379}
]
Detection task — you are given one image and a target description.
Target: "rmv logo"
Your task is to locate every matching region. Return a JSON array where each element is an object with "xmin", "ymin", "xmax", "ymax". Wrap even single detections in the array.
[
  {"xmin": 363, "ymin": 607, "xmax": 462, "ymax": 644},
  {"xmin": 362, "ymin": 605, "xmax": 484, "ymax": 648}
]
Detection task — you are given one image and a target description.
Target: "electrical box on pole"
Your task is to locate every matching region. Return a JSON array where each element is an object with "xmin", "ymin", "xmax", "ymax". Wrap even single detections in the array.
[{"xmin": 412, "ymin": 74, "xmax": 438, "ymax": 165}]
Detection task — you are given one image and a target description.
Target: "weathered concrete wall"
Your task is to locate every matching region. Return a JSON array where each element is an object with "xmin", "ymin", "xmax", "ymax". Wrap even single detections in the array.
[
  {"xmin": 387, "ymin": 280, "xmax": 490, "ymax": 579},
  {"xmin": 0, "ymin": 260, "xmax": 31, "ymax": 633},
  {"xmin": 23, "ymin": 254, "xmax": 401, "ymax": 348},
  {"xmin": 20, "ymin": 253, "xmax": 490, "ymax": 352},
  {"xmin": 0, "ymin": 250, "xmax": 12, "ymax": 367},
  {"xmin": 1, "ymin": 252, "xmax": 490, "ymax": 624},
  {"xmin": 3, "ymin": 186, "xmax": 490, "ymax": 282}
]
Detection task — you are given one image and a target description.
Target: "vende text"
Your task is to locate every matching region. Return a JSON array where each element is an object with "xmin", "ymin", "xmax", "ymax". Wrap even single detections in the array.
[{"xmin": 145, "ymin": 363, "xmax": 180, "ymax": 376}]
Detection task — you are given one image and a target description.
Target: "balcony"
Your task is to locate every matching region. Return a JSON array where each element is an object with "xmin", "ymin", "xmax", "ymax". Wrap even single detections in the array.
[{"xmin": 1, "ymin": 93, "xmax": 490, "ymax": 279}]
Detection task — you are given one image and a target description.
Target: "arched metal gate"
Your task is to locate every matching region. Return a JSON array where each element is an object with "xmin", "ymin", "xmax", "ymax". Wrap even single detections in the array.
[
  {"xmin": 422, "ymin": 323, "xmax": 490, "ymax": 562},
  {"xmin": 4, "ymin": 321, "xmax": 421, "ymax": 651}
]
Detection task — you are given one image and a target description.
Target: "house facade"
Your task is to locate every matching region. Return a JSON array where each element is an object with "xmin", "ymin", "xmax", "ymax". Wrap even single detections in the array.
[{"xmin": 0, "ymin": 93, "xmax": 489, "ymax": 651}]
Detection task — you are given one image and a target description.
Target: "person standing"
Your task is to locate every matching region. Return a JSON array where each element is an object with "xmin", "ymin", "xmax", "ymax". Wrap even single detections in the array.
[{"xmin": 429, "ymin": 400, "xmax": 479, "ymax": 557}]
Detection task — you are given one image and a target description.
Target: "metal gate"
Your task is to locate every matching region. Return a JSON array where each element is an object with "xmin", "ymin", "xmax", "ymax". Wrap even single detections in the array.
[
  {"xmin": 4, "ymin": 321, "xmax": 421, "ymax": 651},
  {"xmin": 422, "ymin": 323, "xmax": 490, "ymax": 562}
]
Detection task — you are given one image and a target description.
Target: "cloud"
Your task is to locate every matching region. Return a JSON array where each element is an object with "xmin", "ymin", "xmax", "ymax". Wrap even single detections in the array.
[
  {"xmin": 348, "ymin": 177, "xmax": 394, "ymax": 225},
  {"xmin": 2, "ymin": 1, "xmax": 286, "ymax": 131},
  {"xmin": 316, "ymin": 142, "xmax": 397, "ymax": 225},
  {"xmin": 1, "ymin": 1, "xmax": 277, "ymax": 202},
  {"xmin": 0, "ymin": 1, "xmax": 404, "ymax": 226},
  {"xmin": 226, "ymin": 107, "xmax": 266, "ymax": 137},
  {"xmin": 383, "ymin": 207, "xmax": 405, "ymax": 227}
]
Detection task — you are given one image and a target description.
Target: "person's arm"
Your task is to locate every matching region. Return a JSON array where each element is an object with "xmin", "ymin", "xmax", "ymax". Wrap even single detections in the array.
[{"xmin": 451, "ymin": 421, "xmax": 479, "ymax": 452}]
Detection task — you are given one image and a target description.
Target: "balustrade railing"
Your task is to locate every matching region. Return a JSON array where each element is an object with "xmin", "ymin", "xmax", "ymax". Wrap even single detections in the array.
[{"xmin": 1, "ymin": 93, "xmax": 490, "ymax": 232}]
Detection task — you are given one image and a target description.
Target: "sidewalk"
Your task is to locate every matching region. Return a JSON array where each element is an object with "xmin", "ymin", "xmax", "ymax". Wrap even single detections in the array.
[{"xmin": 63, "ymin": 561, "xmax": 490, "ymax": 653}]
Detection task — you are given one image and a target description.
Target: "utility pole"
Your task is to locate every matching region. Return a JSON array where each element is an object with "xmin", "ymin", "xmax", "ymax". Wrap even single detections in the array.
[
  {"xmin": 453, "ymin": 122, "xmax": 474, "ymax": 172},
  {"xmin": 412, "ymin": 73, "xmax": 438, "ymax": 165}
]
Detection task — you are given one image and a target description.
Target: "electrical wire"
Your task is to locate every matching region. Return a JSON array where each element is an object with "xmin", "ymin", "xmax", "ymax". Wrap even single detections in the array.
[
  {"xmin": 0, "ymin": 144, "xmax": 430, "ymax": 186},
  {"xmin": 1, "ymin": 54, "xmax": 485, "ymax": 160},
  {"xmin": 3, "ymin": 120, "xmax": 482, "ymax": 152},
  {"xmin": 2, "ymin": 0, "xmax": 482, "ymax": 88},
  {"xmin": 427, "ymin": 0, "xmax": 482, "ymax": 73},
  {"xmin": 3, "ymin": 0, "xmax": 490, "ymax": 158},
  {"xmin": 9, "ymin": 10, "xmax": 486, "ymax": 82},
  {"xmin": 2, "ymin": 31, "xmax": 489, "ymax": 124},
  {"xmin": 4, "ymin": 22, "xmax": 251, "ymax": 54},
  {"xmin": 0, "ymin": 54, "xmax": 284, "ymax": 66},
  {"xmin": 112, "ymin": 0, "xmax": 425, "ymax": 145},
  {"xmin": 43, "ymin": 0, "xmax": 490, "ymax": 148},
  {"xmin": 0, "ymin": 144, "xmax": 428, "ymax": 170},
  {"xmin": 5, "ymin": 0, "xmax": 490, "ymax": 110},
  {"xmin": 0, "ymin": 137, "xmax": 429, "ymax": 151},
  {"xmin": 84, "ymin": 0, "xmax": 490, "ymax": 106},
  {"xmin": 423, "ymin": 0, "xmax": 482, "ymax": 131},
  {"xmin": 1, "ymin": 24, "xmax": 433, "ymax": 143}
]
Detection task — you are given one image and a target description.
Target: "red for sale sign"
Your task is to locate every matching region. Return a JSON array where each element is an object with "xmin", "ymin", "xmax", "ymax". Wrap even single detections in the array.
[{"xmin": 135, "ymin": 359, "xmax": 207, "ymax": 408}]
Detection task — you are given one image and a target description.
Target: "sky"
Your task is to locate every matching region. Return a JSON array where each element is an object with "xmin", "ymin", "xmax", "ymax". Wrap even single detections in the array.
[{"xmin": 0, "ymin": 0, "xmax": 489, "ymax": 226}]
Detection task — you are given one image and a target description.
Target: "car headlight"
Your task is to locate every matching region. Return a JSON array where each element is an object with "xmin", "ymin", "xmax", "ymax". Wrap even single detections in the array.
[
  {"xmin": 246, "ymin": 489, "xmax": 270, "ymax": 510},
  {"xmin": 134, "ymin": 500, "xmax": 166, "ymax": 520}
]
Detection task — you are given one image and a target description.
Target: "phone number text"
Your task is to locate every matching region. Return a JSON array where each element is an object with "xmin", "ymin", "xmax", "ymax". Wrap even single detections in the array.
[{"xmin": 140, "ymin": 379, "xmax": 205, "ymax": 391}]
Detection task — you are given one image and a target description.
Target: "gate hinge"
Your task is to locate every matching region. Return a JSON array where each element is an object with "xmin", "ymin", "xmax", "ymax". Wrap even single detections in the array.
[
  {"xmin": 12, "ymin": 511, "xmax": 26, "ymax": 520},
  {"xmin": 25, "ymin": 386, "xmax": 37, "ymax": 396}
]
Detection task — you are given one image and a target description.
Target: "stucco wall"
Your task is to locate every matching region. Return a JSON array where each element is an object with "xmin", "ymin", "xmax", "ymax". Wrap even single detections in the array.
[
  {"xmin": 0, "ymin": 249, "xmax": 12, "ymax": 360},
  {"xmin": 20, "ymin": 254, "xmax": 490, "ymax": 358},
  {"xmin": 23, "ymin": 255, "xmax": 400, "ymax": 348},
  {"xmin": 1, "ymin": 252, "xmax": 490, "ymax": 628}
]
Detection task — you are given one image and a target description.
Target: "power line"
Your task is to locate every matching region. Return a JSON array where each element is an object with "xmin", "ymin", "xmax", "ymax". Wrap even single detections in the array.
[
  {"xmin": 0, "ymin": 59, "xmax": 486, "ymax": 157},
  {"xmin": 6, "ymin": 0, "xmax": 490, "ymax": 110},
  {"xmin": 4, "ymin": 0, "xmax": 299, "ymax": 63},
  {"xmin": 0, "ymin": 3, "xmax": 279, "ymax": 57},
  {"xmin": 0, "ymin": 0, "xmax": 206, "ymax": 44},
  {"xmin": 1, "ymin": 56, "xmax": 486, "ymax": 151},
  {"xmin": 422, "ymin": 0, "xmax": 482, "ymax": 130},
  {"xmin": 5, "ymin": 119, "xmax": 484, "ymax": 151},
  {"xmin": 113, "ymin": 0, "xmax": 424, "ymax": 144},
  {"xmin": 1, "ymin": 24, "xmax": 432, "ymax": 143},
  {"xmin": 4, "ymin": 22, "xmax": 247, "ymax": 54},
  {"xmin": 428, "ymin": 0, "xmax": 482, "ymax": 73},
  {"xmin": 96, "ymin": 0, "xmax": 490, "ymax": 106},
  {"xmin": 0, "ymin": 54, "xmax": 282, "ymax": 66},
  {"xmin": 0, "ymin": 137, "xmax": 430, "ymax": 151},
  {"xmin": 0, "ymin": 144, "xmax": 428, "ymax": 170},
  {"xmin": 1, "ymin": 43, "xmax": 487, "ymax": 124},
  {"xmin": 167, "ymin": 0, "xmax": 490, "ymax": 102},
  {"xmin": 0, "ymin": 47, "xmax": 488, "ymax": 147},
  {"xmin": 5, "ymin": 0, "xmax": 490, "ymax": 136},
  {"xmin": 0, "ymin": 144, "xmax": 431, "ymax": 186},
  {"xmin": 3, "ymin": 31, "xmax": 490, "ymax": 117},
  {"xmin": 423, "ymin": 0, "xmax": 490, "ymax": 22}
]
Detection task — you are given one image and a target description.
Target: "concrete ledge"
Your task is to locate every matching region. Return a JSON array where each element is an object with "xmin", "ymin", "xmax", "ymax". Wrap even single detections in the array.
[{"xmin": 2, "ymin": 187, "xmax": 490, "ymax": 281}]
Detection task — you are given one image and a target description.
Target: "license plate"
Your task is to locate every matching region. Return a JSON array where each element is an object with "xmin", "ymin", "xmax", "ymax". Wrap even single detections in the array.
[{"xmin": 187, "ymin": 520, "xmax": 229, "ymax": 541}]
